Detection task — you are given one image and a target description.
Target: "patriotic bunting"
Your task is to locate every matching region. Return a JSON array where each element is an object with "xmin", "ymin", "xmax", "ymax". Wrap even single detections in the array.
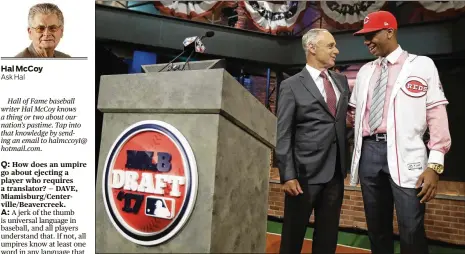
[
  {"xmin": 417, "ymin": 1, "xmax": 465, "ymax": 17},
  {"xmin": 239, "ymin": 1, "xmax": 308, "ymax": 34},
  {"xmin": 319, "ymin": 1, "xmax": 387, "ymax": 30},
  {"xmin": 153, "ymin": 1, "xmax": 221, "ymax": 19}
]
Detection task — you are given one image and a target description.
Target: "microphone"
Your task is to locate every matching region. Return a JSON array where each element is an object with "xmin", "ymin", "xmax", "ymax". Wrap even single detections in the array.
[
  {"xmin": 158, "ymin": 36, "xmax": 197, "ymax": 72},
  {"xmin": 203, "ymin": 31, "xmax": 215, "ymax": 39},
  {"xmin": 181, "ymin": 31, "xmax": 214, "ymax": 70},
  {"xmin": 159, "ymin": 31, "xmax": 215, "ymax": 72}
]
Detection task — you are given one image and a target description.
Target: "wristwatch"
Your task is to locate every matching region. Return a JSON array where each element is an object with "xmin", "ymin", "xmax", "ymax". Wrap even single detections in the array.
[{"xmin": 428, "ymin": 163, "xmax": 444, "ymax": 174}]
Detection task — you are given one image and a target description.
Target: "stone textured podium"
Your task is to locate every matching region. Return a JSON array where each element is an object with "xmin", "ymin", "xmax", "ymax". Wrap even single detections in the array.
[{"xmin": 96, "ymin": 61, "xmax": 277, "ymax": 253}]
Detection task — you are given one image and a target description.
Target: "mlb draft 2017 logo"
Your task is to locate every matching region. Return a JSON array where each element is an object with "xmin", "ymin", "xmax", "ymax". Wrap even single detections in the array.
[{"xmin": 103, "ymin": 120, "xmax": 198, "ymax": 246}]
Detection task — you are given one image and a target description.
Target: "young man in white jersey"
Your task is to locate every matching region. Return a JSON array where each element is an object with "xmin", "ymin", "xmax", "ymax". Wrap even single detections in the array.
[{"xmin": 348, "ymin": 11, "xmax": 451, "ymax": 254}]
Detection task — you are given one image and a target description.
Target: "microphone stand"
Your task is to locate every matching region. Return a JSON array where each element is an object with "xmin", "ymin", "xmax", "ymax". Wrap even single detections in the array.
[
  {"xmin": 159, "ymin": 33, "xmax": 211, "ymax": 72},
  {"xmin": 181, "ymin": 50, "xmax": 196, "ymax": 71},
  {"xmin": 158, "ymin": 49, "xmax": 187, "ymax": 72}
]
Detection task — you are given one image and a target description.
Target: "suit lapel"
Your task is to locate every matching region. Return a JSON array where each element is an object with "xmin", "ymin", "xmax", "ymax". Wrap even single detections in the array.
[{"xmin": 299, "ymin": 68, "xmax": 333, "ymax": 117}]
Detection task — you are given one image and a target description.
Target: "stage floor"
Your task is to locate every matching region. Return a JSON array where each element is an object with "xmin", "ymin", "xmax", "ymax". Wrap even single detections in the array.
[
  {"xmin": 266, "ymin": 221, "xmax": 465, "ymax": 254},
  {"xmin": 266, "ymin": 232, "xmax": 370, "ymax": 253}
]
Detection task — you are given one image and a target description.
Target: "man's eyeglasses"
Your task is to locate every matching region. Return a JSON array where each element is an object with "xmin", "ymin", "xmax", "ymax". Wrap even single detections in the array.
[{"xmin": 30, "ymin": 25, "xmax": 61, "ymax": 33}]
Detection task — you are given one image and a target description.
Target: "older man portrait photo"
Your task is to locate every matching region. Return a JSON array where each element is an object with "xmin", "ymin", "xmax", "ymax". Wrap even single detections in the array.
[{"xmin": 15, "ymin": 3, "xmax": 70, "ymax": 58}]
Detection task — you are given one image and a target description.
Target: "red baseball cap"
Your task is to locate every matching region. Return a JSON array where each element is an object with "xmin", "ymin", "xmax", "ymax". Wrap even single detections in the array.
[{"xmin": 353, "ymin": 11, "xmax": 398, "ymax": 36}]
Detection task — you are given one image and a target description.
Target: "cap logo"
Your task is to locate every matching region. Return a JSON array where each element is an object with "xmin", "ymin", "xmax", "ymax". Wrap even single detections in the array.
[
  {"xmin": 384, "ymin": 22, "xmax": 389, "ymax": 26},
  {"xmin": 364, "ymin": 16, "xmax": 369, "ymax": 24}
]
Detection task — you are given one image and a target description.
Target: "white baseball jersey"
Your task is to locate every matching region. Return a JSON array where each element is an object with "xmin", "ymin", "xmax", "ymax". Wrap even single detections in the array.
[{"xmin": 349, "ymin": 53, "xmax": 448, "ymax": 188}]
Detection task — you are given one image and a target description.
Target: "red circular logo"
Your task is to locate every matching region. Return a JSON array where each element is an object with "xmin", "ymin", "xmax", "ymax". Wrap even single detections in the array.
[
  {"xmin": 402, "ymin": 77, "xmax": 428, "ymax": 98},
  {"xmin": 103, "ymin": 120, "xmax": 197, "ymax": 246},
  {"xmin": 406, "ymin": 80, "xmax": 427, "ymax": 93}
]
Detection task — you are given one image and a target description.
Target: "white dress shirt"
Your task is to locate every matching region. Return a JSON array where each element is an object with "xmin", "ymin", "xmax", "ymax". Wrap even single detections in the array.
[{"xmin": 305, "ymin": 64, "xmax": 341, "ymax": 103}]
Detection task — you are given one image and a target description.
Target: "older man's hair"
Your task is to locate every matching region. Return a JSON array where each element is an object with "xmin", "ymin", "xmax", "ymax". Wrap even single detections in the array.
[
  {"xmin": 302, "ymin": 28, "xmax": 329, "ymax": 55},
  {"xmin": 28, "ymin": 3, "xmax": 64, "ymax": 27}
]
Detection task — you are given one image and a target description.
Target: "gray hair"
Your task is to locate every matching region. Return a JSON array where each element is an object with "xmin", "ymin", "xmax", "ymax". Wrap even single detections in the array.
[
  {"xmin": 28, "ymin": 3, "xmax": 64, "ymax": 27},
  {"xmin": 302, "ymin": 28, "xmax": 328, "ymax": 55}
]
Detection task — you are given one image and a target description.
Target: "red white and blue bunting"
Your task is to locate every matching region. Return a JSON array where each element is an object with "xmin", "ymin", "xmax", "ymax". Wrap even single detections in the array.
[
  {"xmin": 417, "ymin": 1, "xmax": 465, "ymax": 16},
  {"xmin": 240, "ymin": 1, "xmax": 308, "ymax": 34},
  {"xmin": 153, "ymin": 1, "xmax": 221, "ymax": 19},
  {"xmin": 319, "ymin": 1, "xmax": 387, "ymax": 30}
]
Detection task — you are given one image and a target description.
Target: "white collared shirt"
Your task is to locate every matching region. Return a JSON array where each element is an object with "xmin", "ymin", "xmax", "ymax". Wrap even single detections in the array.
[{"xmin": 305, "ymin": 64, "xmax": 341, "ymax": 103}]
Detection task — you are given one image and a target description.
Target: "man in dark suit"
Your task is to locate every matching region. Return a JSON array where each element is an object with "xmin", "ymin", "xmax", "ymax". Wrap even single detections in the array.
[{"xmin": 276, "ymin": 28, "xmax": 349, "ymax": 254}]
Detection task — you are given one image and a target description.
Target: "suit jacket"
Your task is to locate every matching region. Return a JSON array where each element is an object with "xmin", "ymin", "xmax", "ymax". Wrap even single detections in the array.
[
  {"xmin": 276, "ymin": 67, "xmax": 349, "ymax": 184},
  {"xmin": 15, "ymin": 44, "xmax": 70, "ymax": 58}
]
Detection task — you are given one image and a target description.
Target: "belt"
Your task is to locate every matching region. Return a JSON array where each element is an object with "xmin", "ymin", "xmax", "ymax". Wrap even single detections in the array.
[{"xmin": 363, "ymin": 133, "xmax": 387, "ymax": 142}]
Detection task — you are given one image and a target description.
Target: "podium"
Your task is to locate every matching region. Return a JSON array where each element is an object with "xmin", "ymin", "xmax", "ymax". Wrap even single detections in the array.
[{"xmin": 96, "ymin": 60, "xmax": 277, "ymax": 253}]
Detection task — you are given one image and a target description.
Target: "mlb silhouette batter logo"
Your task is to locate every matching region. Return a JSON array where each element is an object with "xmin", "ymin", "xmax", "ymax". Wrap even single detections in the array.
[
  {"xmin": 102, "ymin": 120, "xmax": 198, "ymax": 246},
  {"xmin": 145, "ymin": 197, "xmax": 175, "ymax": 220}
]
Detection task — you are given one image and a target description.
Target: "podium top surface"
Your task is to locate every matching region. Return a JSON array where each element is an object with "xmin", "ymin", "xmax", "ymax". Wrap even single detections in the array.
[
  {"xmin": 97, "ymin": 68, "xmax": 276, "ymax": 147},
  {"xmin": 142, "ymin": 59, "xmax": 225, "ymax": 73}
]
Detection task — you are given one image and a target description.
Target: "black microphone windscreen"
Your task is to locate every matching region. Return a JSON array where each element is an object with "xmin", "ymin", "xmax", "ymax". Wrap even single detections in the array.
[{"xmin": 205, "ymin": 31, "xmax": 215, "ymax": 37}]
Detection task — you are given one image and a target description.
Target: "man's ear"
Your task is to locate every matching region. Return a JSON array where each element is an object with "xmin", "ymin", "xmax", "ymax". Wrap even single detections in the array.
[
  {"xmin": 308, "ymin": 43, "xmax": 316, "ymax": 55},
  {"xmin": 28, "ymin": 28, "xmax": 33, "ymax": 40},
  {"xmin": 387, "ymin": 29, "xmax": 394, "ymax": 39}
]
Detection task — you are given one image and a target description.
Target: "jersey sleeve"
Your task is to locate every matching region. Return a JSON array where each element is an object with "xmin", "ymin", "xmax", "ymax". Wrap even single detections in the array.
[{"xmin": 426, "ymin": 58, "xmax": 448, "ymax": 109}]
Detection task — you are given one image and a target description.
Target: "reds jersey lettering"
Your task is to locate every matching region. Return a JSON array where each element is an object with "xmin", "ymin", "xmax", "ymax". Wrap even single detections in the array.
[{"xmin": 407, "ymin": 82, "xmax": 427, "ymax": 92}]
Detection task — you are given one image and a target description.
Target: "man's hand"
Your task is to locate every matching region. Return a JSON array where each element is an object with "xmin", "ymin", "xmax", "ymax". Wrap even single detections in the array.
[
  {"xmin": 282, "ymin": 179, "xmax": 303, "ymax": 196},
  {"xmin": 346, "ymin": 108, "xmax": 355, "ymax": 127},
  {"xmin": 416, "ymin": 168, "xmax": 440, "ymax": 203}
]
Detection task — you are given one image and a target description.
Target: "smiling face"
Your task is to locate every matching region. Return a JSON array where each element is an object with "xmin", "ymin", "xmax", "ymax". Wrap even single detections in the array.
[
  {"xmin": 309, "ymin": 31, "xmax": 339, "ymax": 69},
  {"xmin": 28, "ymin": 13, "xmax": 63, "ymax": 51},
  {"xmin": 363, "ymin": 29, "xmax": 395, "ymax": 57}
]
